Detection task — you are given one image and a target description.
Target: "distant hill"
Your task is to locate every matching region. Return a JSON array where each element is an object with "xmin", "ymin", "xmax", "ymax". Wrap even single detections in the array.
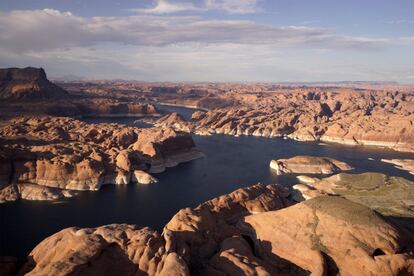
[{"xmin": 0, "ymin": 67, "xmax": 69, "ymax": 100}]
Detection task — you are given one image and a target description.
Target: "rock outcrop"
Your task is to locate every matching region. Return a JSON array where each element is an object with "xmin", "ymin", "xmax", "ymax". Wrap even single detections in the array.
[
  {"xmin": 382, "ymin": 159, "xmax": 414, "ymax": 175},
  {"xmin": 0, "ymin": 116, "xmax": 203, "ymax": 202},
  {"xmin": 20, "ymin": 184, "xmax": 414, "ymax": 276},
  {"xmin": 269, "ymin": 155, "xmax": 353, "ymax": 175},
  {"xmin": 20, "ymin": 224, "xmax": 189, "ymax": 276},
  {"xmin": 294, "ymin": 172, "xmax": 414, "ymax": 218},
  {"xmin": 0, "ymin": 67, "xmax": 68, "ymax": 100},
  {"xmin": 241, "ymin": 196, "xmax": 414, "ymax": 276}
]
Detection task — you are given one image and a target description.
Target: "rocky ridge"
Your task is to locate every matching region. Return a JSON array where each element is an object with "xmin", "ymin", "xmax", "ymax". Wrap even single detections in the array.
[
  {"xmin": 155, "ymin": 90, "xmax": 414, "ymax": 153},
  {"xmin": 0, "ymin": 116, "xmax": 203, "ymax": 202},
  {"xmin": 18, "ymin": 183, "xmax": 414, "ymax": 276}
]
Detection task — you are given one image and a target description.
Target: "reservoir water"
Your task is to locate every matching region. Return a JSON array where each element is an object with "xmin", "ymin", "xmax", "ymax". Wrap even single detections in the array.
[{"xmin": 1, "ymin": 105, "xmax": 414, "ymax": 263}]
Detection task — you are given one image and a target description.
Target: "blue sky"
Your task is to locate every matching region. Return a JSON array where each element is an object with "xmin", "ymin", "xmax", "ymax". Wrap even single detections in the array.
[{"xmin": 0, "ymin": 0, "xmax": 413, "ymax": 82}]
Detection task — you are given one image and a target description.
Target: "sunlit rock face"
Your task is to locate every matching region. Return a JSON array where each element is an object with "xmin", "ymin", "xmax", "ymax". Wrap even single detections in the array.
[
  {"xmin": 241, "ymin": 196, "xmax": 414, "ymax": 276},
  {"xmin": 20, "ymin": 183, "xmax": 414, "ymax": 276},
  {"xmin": 154, "ymin": 90, "xmax": 414, "ymax": 153},
  {"xmin": 0, "ymin": 116, "xmax": 203, "ymax": 202}
]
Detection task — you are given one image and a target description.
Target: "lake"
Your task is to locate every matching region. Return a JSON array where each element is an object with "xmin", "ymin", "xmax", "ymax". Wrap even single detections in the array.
[{"xmin": 1, "ymin": 105, "xmax": 414, "ymax": 263}]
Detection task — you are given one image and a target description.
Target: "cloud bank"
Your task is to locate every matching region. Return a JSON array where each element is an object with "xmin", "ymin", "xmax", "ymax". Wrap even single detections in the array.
[
  {"xmin": 133, "ymin": 0, "xmax": 259, "ymax": 14},
  {"xmin": 0, "ymin": 8, "xmax": 391, "ymax": 54}
]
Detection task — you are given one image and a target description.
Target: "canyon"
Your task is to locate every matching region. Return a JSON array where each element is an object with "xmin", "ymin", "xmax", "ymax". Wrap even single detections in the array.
[{"xmin": 1, "ymin": 67, "xmax": 414, "ymax": 276}]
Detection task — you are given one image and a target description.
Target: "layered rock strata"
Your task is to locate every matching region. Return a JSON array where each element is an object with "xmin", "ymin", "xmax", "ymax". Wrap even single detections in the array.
[
  {"xmin": 20, "ymin": 184, "xmax": 414, "ymax": 276},
  {"xmin": 0, "ymin": 116, "xmax": 203, "ymax": 202},
  {"xmin": 155, "ymin": 90, "xmax": 414, "ymax": 153},
  {"xmin": 269, "ymin": 155, "xmax": 353, "ymax": 175}
]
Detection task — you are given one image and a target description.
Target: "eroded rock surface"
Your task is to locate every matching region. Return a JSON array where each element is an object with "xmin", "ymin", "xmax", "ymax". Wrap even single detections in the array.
[
  {"xmin": 20, "ymin": 224, "xmax": 189, "ymax": 276},
  {"xmin": 155, "ymin": 90, "xmax": 414, "ymax": 153},
  {"xmin": 270, "ymin": 155, "xmax": 353, "ymax": 175},
  {"xmin": 20, "ymin": 184, "xmax": 414, "ymax": 276},
  {"xmin": 241, "ymin": 196, "xmax": 414, "ymax": 276},
  {"xmin": 0, "ymin": 116, "xmax": 202, "ymax": 202},
  {"xmin": 295, "ymin": 172, "xmax": 414, "ymax": 218}
]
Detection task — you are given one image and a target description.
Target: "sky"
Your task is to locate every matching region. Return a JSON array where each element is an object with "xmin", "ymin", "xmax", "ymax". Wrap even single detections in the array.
[{"xmin": 0, "ymin": 0, "xmax": 413, "ymax": 82}]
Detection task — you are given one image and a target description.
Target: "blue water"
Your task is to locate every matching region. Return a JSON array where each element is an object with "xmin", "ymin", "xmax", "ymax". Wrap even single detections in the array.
[{"xmin": 1, "ymin": 105, "xmax": 414, "ymax": 263}]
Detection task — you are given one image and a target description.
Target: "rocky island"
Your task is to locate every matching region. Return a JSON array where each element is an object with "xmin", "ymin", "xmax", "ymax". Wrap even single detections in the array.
[{"xmin": 269, "ymin": 155, "xmax": 353, "ymax": 175}]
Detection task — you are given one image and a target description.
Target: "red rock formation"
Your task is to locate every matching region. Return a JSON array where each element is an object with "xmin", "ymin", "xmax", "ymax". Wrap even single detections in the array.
[
  {"xmin": 269, "ymin": 155, "xmax": 353, "ymax": 175},
  {"xmin": 0, "ymin": 116, "xmax": 203, "ymax": 202},
  {"xmin": 19, "ymin": 184, "xmax": 414, "ymax": 275}
]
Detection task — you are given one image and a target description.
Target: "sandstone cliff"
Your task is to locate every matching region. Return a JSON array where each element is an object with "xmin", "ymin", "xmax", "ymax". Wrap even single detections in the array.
[
  {"xmin": 0, "ymin": 116, "xmax": 203, "ymax": 202},
  {"xmin": 155, "ymin": 90, "xmax": 414, "ymax": 153}
]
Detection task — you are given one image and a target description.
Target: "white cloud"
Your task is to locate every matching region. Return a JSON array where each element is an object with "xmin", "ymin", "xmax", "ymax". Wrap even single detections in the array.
[
  {"xmin": 132, "ymin": 0, "xmax": 259, "ymax": 14},
  {"xmin": 130, "ymin": 0, "xmax": 201, "ymax": 14},
  {"xmin": 205, "ymin": 0, "xmax": 259, "ymax": 14},
  {"xmin": 0, "ymin": 9, "xmax": 392, "ymax": 54}
]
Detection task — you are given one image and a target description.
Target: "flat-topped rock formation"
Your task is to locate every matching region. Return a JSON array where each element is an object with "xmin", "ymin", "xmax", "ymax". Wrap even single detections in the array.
[
  {"xmin": 0, "ymin": 116, "xmax": 203, "ymax": 203},
  {"xmin": 0, "ymin": 67, "xmax": 68, "ymax": 100},
  {"xmin": 382, "ymin": 159, "xmax": 414, "ymax": 175},
  {"xmin": 294, "ymin": 172, "xmax": 414, "ymax": 218},
  {"xmin": 270, "ymin": 155, "xmax": 353, "ymax": 175},
  {"xmin": 18, "ymin": 184, "xmax": 414, "ymax": 276},
  {"xmin": 0, "ymin": 67, "xmax": 163, "ymax": 118}
]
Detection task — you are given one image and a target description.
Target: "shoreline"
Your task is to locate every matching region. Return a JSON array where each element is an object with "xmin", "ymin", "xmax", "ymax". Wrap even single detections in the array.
[
  {"xmin": 156, "ymin": 102, "xmax": 209, "ymax": 111},
  {"xmin": 80, "ymin": 113, "xmax": 162, "ymax": 119},
  {"xmin": 189, "ymin": 129, "xmax": 414, "ymax": 154}
]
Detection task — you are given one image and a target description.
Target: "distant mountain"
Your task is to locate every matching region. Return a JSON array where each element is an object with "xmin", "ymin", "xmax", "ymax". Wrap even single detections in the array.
[{"xmin": 0, "ymin": 67, "xmax": 69, "ymax": 100}]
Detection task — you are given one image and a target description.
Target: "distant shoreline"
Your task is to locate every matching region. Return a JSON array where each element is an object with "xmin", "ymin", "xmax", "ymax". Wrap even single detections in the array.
[{"xmin": 157, "ymin": 102, "xmax": 209, "ymax": 111}]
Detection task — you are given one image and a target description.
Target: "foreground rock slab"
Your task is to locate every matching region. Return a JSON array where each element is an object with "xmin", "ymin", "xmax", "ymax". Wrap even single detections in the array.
[
  {"xmin": 20, "ymin": 183, "xmax": 414, "ymax": 276},
  {"xmin": 270, "ymin": 155, "xmax": 353, "ymax": 175},
  {"xmin": 241, "ymin": 196, "xmax": 414, "ymax": 276},
  {"xmin": 20, "ymin": 224, "xmax": 189, "ymax": 276}
]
